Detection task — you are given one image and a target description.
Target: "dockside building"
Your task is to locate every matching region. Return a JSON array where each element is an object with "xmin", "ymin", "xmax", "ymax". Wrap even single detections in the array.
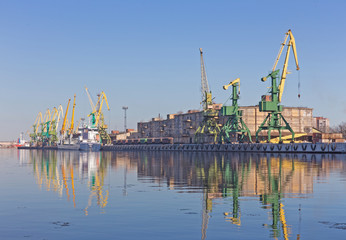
[{"xmin": 137, "ymin": 105, "xmax": 313, "ymax": 143}]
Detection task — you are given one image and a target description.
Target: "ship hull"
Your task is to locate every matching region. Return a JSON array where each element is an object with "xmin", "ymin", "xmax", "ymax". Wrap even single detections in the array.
[
  {"xmin": 57, "ymin": 143, "xmax": 80, "ymax": 150},
  {"xmin": 80, "ymin": 142, "xmax": 101, "ymax": 151}
]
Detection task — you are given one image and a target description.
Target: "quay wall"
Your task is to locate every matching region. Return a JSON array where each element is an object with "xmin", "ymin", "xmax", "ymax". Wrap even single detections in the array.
[{"xmin": 103, "ymin": 142, "xmax": 346, "ymax": 154}]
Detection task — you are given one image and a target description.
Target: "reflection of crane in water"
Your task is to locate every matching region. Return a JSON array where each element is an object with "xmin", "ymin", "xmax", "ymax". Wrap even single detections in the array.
[
  {"xmin": 259, "ymin": 155, "xmax": 295, "ymax": 240},
  {"xmin": 32, "ymin": 151, "xmax": 63, "ymax": 194},
  {"xmin": 201, "ymin": 188, "xmax": 210, "ymax": 240},
  {"xmin": 223, "ymin": 160, "xmax": 241, "ymax": 226},
  {"xmin": 83, "ymin": 152, "xmax": 109, "ymax": 216},
  {"xmin": 223, "ymin": 154, "xmax": 252, "ymax": 226},
  {"xmin": 29, "ymin": 150, "xmax": 109, "ymax": 214},
  {"xmin": 61, "ymin": 151, "xmax": 77, "ymax": 208}
]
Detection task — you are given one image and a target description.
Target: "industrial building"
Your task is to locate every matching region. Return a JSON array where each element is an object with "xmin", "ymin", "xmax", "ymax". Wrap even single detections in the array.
[
  {"xmin": 137, "ymin": 105, "xmax": 313, "ymax": 144},
  {"xmin": 313, "ymin": 116, "xmax": 330, "ymax": 133}
]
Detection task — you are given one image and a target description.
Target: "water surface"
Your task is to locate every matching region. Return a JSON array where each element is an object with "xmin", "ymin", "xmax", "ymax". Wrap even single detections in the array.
[{"xmin": 1, "ymin": 149, "xmax": 346, "ymax": 239}]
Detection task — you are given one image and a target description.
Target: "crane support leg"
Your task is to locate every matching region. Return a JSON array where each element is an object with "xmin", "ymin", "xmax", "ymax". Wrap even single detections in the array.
[{"xmin": 255, "ymin": 112, "xmax": 295, "ymax": 143}]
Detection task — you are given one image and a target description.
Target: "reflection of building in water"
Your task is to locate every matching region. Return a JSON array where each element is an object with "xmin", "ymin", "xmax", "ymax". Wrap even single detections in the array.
[{"xmin": 136, "ymin": 152, "xmax": 346, "ymax": 240}]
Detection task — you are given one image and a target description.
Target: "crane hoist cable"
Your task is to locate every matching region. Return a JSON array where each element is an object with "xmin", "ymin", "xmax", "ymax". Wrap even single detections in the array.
[{"xmin": 298, "ymin": 71, "xmax": 301, "ymax": 99}]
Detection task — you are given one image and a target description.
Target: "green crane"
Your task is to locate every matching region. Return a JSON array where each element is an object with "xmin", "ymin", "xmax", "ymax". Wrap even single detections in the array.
[
  {"xmin": 219, "ymin": 78, "xmax": 252, "ymax": 143},
  {"xmin": 194, "ymin": 48, "xmax": 220, "ymax": 144},
  {"xmin": 255, "ymin": 29, "xmax": 300, "ymax": 143}
]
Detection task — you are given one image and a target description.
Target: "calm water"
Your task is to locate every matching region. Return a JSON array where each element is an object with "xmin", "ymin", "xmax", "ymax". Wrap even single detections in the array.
[{"xmin": 1, "ymin": 149, "xmax": 346, "ymax": 240}]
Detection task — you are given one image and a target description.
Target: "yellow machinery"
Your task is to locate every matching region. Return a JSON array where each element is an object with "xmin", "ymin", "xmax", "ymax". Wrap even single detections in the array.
[
  {"xmin": 93, "ymin": 91, "xmax": 110, "ymax": 128},
  {"xmin": 94, "ymin": 92, "xmax": 111, "ymax": 144},
  {"xmin": 85, "ymin": 86, "xmax": 95, "ymax": 113},
  {"xmin": 54, "ymin": 105, "xmax": 64, "ymax": 134},
  {"xmin": 30, "ymin": 112, "xmax": 43, "ymax": 143},
  {"xmin": 68, "ymin": 95, "xmax": 76, "ymax": 136},
  {"xmin": 60, "ymin": 98, "xmax": 71, "ymax": 137},
  {"xmin": 48, "ymin": 107, "xmax": 59, "ymax": 143}
]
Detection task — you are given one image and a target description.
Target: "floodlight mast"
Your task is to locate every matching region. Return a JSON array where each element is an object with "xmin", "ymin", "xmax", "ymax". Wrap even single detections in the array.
[{"xmin": 122, "ymin": 106, "xmax": 128, "ymax": 132}]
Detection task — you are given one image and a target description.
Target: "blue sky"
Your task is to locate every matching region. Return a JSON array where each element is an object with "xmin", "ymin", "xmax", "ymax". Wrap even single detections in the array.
[{"xmin": 1, "ymin": 0, "xmax": 345, "ymax": 140}]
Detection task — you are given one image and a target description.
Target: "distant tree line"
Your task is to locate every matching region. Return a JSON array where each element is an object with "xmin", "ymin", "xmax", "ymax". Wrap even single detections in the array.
[{"xmin": 330, "ymin": 122, "xmax": 346, "ymax": 139}]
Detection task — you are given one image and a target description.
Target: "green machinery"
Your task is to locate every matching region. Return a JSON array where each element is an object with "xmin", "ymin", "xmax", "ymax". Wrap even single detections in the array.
[
  {"xmin": 219, "ymin": 78, "xmax": 252, "ymax": 143},
  {"xmin": 194, "ymin": 48, "xmax": 220, "ymax": 144},
  {"xmin": 255, "ymin": 29, "xmax": 300, "ymax": 143}
]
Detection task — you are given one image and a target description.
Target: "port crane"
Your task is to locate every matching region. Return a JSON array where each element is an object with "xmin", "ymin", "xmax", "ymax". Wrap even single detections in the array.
[
  {"xmin": 60, "ymin": 98, "xmax": 71, "ymax": 139},
  {"xmin": 85, "ymin": 88, "xmax": 111, "ymax": 144},
  {"xmin": 50, "ymin": 105, "xmax": 64, "ymax": 142},
  {"xmin": 68, "ymin": 95, "xmax": 76, "ymax": 136},
  {"xmin": 94, "ymin": 92, "xmax": 111, "ymax": 144},
  {"xmin": 255, "ymin": 29, "xmax": 300, "ymax": 143},
  {"xmin": 46, "ymin": 107, "xmax": 59, "ymax": 144},
  {"xmin": 194, "ymin": 48, "xmax": 220, "ymax": 144},
  {"xmin": 30, "ymin": 112, "xmax": 43, "ymax": 143},
  {"xmin": 40, "ymin": 109, "xmax": 51, "ymax": 144},
  {"xmin": 219, "ymin": 78, "xmax": 252, "ymax": 143}
]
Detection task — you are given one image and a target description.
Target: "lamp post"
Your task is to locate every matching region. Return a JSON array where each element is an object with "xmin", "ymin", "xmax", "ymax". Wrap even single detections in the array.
[{"xmin": 122, "ymin": 106, "xmax": 128, "ymax": 132}]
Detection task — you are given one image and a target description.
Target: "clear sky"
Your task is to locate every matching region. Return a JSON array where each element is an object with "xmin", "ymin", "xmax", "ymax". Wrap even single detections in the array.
[{"xmin": 1, "ymin": 0, "xmax": 345, "ymax": 140}]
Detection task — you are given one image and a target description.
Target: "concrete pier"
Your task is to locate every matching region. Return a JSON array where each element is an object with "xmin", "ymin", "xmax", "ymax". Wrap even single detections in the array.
[{"xmin": 102, "ymin": 142, "xmax": 346, "ymax": 154}]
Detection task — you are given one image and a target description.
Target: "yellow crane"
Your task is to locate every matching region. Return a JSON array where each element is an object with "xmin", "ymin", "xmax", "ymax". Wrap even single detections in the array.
[
  {"xmin": 94, "ymin": 91, "xmax": 111, "ymax": 144},
  {"xmin": 68, "ymin": 94, "xmax": 76, "ymax": 135},
  {"xmin": 49, "ymin": 107, "xmax": 58, "ymax": 132},
  {"xmin": 94, "ymin": 91, "xmax": 110, "ymax": 128},
  {"xmin": 60, "ymin": 98, "xmax": 71, "ymax": 136},
  {"xmin": 270, "ymin": 29, "xmax": 300, "ymax": 102},
  {"xmin": 85, "ymin": 86, "xmax": 95, "ymax": 112},
  {"xmin": 54, "ymin": 105, "xmax": 64, "ymax": 133},
  {"xmin": 30, "ymin": 112, "xmax": 43, "ymax": 142}
]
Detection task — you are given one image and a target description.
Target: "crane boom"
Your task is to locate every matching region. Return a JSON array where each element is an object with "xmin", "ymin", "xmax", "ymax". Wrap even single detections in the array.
[
  {"xmin": 43, "ymin": 109, "xmax": 51, "ymax": 123},
  {"xmin": 200, "ymin": 48, "xmax": 210, "ymax": 100},
  {"xmin": 61, "ymin": 99, "xmax": 71, "ymax": 135},
  {"xmin": 49, "ymin": 107, "xmax": 58, "ymax": 131},
  {"xmin": 278, "ymin": 30, "xmax": 299, "ymax": 102},
  {"xmin": 85, "ymin": 87, "xmax": 95, "ymax": 111},
  {"xmin": 33, "ymin": 112, "xmax": 43, "ymax": 134},
  {"xmin": 223, "ymin": 78, "xmax": 240, "ymax": 90},
  {"xmin": 94, "ymin": 91, "xmax": 110, "ymax": 127},
  {"xmin": 55, "ymin": 105, "xmax": 64, "ymax": 131},
  {"xmin": 69, "ymin": 95, "xmax": 76, "ymax": 135}
]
